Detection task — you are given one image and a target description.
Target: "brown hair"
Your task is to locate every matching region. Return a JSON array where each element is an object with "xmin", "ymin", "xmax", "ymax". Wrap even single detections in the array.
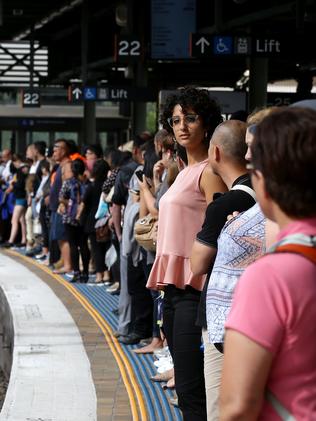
[
  {"xmin": 25, "ymin": 174, "xmax": 37, "ymax": 194},
  {"xmin": 251, "ymin": 107, "xmax": 316, "ymax": 218}
]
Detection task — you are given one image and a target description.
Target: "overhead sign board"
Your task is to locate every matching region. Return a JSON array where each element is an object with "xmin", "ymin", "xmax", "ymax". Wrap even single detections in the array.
[
  {"xmin": 67, "ymin": 86, "xmax": 155, "ymax": 103},
  {"xmin": 190, "ymin": 34, "xmax": 286, "ymax": 58},
  {"xmin": 151, "ymin": 0, "xmax": 196, "ymax": 59},
  {"xmin": 114, "ymin": 36, "xmax": 142, "ymax": 62},
  {"xmin": 22, "ymin": 89, "xmax": 41, "ymax": 108}
]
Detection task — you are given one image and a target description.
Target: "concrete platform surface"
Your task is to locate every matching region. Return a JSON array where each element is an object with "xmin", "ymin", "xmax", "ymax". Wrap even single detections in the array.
[{"xmin": 0, "ymin": 252, "xmax": 97, "ymax": 421}]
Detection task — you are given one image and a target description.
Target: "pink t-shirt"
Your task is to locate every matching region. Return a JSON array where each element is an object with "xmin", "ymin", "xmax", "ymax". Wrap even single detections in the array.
[
  {"xmin": 226, "ymin": 217, "xmax": 316, "ymax": 420},
  {"xmin": 147, "ymin": 159, "xmax": 208, "ymax": 291}
]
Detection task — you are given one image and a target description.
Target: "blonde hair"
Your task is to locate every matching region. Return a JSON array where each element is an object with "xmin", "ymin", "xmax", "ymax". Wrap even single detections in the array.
[{"xmin": 247, "ymin": 106, "xmax": 279, "ymax": 126}]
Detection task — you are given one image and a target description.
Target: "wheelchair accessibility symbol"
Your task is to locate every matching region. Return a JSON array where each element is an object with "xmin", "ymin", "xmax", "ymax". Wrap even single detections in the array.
[
  {"xmin": 83, "ymin": 87, "xmax": 97, "ymax": 100},
  {"xmin": 213, "ymin": 36, "xmax": 233, "ymax": 55}
]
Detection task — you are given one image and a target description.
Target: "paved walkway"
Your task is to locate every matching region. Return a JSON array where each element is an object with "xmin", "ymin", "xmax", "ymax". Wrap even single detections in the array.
[{"xmin": 1, "ymin": 250, "xmax": 182, "ymax": 421}]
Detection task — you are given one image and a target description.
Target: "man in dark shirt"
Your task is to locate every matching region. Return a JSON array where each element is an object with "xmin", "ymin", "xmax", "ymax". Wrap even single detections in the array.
[{"xmin": 190, "ymin": 120, "xmax": 256, "ymax": 420}]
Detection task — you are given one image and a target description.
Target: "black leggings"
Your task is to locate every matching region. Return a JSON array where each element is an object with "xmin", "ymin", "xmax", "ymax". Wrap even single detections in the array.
[
  {"xmin": 65, "ymin": 224, "xmax": 90, "ymax": 273},
  {"xmin": 89, "ymin": 232, "xmax": 109, "ymax": 273},
  {"xmin": 163, "ymin": 285, "xmax": 206, "ymax": 421}
]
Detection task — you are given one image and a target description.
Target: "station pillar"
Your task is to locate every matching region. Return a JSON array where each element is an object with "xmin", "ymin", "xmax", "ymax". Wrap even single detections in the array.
[
  {"xmin": 132, "ymin": 62, "xmax": 148, "ymax": 136},
  {"xmin": 248, "ymin": 57, "xmax": 268, "ymax": 112}
]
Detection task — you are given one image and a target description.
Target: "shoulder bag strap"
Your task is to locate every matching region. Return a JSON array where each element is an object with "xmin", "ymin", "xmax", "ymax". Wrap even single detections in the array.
[
  {"xmin": 275, "ymin": 244, "xmax": 316, "ymax": 264},
  {"xmin": 266, "ymin": 391, "xmax": 297, "ymax": 421},
  {"xmin": 231, "ymin": 184, "xmax": 256, "ymax": 200}
]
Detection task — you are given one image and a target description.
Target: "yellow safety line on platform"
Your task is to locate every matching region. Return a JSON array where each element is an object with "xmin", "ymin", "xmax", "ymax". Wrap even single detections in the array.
[{"xmin": 6, "ymin": 250, "xmax": 147, "ymax": 421}]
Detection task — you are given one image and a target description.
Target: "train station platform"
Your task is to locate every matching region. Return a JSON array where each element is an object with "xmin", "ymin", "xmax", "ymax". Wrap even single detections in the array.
[{"xmin": 0, "ymin": 249, "xmax": 182, "ymax": 421}]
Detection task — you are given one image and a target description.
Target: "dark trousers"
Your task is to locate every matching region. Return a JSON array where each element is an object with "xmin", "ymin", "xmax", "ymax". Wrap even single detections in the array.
[
  {"xmin": 140, "ymin": 249, "xmax": 159, "ymax": 338},
  {"xmin": 65, "ymin": 224, "xmax": 90, "ymax": 273},
  {"xmin": 111, "ymin": 234, "xmax": 121, "ymax": 284},
  {"xmin": 127, "ymin": 255, "xmax": 153, "ymax": 337},
  {"xmin": 163, "ymin": 285, "xmax": 207, "ymax": 421},
  {"xmin": 39, "ymin": 206, "xmax": 49, "ymax": 249},
  {"xmin": 151, "ymin": 290, "xmax": 160, "ymax": 338},
  {"xmin": 89, "ymin": 232, "xmax": 109, "ymax": 273}
]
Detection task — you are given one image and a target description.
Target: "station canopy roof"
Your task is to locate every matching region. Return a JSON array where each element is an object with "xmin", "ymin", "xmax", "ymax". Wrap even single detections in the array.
[{"xmin": 0, "ymin": 0, "xmax": 315, "ymax": 90}]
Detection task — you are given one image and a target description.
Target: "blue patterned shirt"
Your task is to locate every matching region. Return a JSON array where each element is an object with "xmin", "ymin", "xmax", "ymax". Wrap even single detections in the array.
[{"xmin": 206, "ymin": 203, "xmax": 265, "ymax": 343}]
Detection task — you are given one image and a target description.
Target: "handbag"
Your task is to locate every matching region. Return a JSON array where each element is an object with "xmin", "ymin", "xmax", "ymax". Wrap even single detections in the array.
[
  {"xmin": 134, "ymin": 213, "xmax": 158, "ymax": 252},
  {"xmin": 95, "ymin": 216, "xmax": 111, "ymax": 242}
]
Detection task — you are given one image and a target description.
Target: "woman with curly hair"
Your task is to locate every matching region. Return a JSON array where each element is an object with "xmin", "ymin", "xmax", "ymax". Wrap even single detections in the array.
[{"xmin": 147, "ymin": 87, "xmax": 226, "ymax": 420}]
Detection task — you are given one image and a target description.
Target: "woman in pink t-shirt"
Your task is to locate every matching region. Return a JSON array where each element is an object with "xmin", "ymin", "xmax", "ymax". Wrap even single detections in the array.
[
  {"xmin": 147, "ymin": 87, "xmax": 225, "ymax": 420},
  {"xmin": 221, "ymin": 107, "xmax": 316, "ymax": 420}
]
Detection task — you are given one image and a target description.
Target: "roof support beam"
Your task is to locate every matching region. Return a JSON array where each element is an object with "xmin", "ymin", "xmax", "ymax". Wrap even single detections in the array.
[{"xmin": 13, "ymin": 0, "xmax": 83, "ymax": 41}]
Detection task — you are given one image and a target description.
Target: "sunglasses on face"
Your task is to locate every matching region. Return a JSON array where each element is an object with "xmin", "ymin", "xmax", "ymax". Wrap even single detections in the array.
[{"xmin": 167, "ymin": 114, "xmax": 199, "ymax": 128}]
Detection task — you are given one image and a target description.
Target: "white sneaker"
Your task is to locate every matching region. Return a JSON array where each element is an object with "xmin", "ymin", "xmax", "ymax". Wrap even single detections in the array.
[
  {"xmin": 154, "ymin": 346, "xmax": 170, "ymax": 358},
  {"xmin": 106, "ymin": 282, "xmax": 119, "ymax": 292},
  {"xmin": 154, "ymin": 356, "xmax": 171, "ymax": 368},
  {"xmin": 157, "ymin": 361, "xmax": 174, "ymax": 373}
]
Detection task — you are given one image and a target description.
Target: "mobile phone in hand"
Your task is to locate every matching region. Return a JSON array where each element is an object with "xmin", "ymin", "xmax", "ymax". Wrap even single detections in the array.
[{"xmin": 135, "ymin": 170, "xmax": 144, "ymax": 182}]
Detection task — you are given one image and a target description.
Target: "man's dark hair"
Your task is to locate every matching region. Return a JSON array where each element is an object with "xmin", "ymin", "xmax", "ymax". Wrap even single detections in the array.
[
  {"xmin": 252, "ymin": 107, "xmax": 316, "ymax": 218},
  {"xmin": 160, "ymin": 86, "xmax": 223, "ymax": 143},
  {"xmin": 34, "ymin": 141, "xmax": 47, "ymax": 157},
  {"xmin": 71, "ymin": 159, "xmax": 85, "ymax": 178},
  {"xmin": 133, "ymin": 131, "xmax": 153, "ymax": 148}
]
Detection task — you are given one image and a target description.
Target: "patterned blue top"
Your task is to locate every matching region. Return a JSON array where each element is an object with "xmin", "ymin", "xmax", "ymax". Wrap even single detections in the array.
[{"xmin": 206, "ymin": 203, "xmax": 265, "ymax": 343}]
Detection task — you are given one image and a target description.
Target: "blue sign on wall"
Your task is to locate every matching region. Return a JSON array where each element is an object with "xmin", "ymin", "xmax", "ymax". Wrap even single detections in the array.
[
  {"xmin": 151, "ymin": 0, "xmax": 196, "ymax": 59},
  {"xmin": 213, "ymin": 36, "xmax": 233, "ymax": 55}
]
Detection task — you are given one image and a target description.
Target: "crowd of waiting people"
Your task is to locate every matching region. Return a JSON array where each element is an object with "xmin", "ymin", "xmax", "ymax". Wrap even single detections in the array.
[{"xmin": 0, "ymin": 87, "xmax": 315, "ymax": 420}]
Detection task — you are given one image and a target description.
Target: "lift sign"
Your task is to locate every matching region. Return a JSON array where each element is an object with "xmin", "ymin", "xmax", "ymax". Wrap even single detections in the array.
[{"xmin": 22, "ymin": 89, "xmax": 41, "ymax": 108}]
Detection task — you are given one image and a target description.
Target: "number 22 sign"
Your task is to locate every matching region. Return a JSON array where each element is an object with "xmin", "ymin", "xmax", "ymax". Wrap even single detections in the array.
[
  {"xmin": 22, "ymin": 89, "xmax": 41, "ymax": 108},
  {"xmin": 114, "ymin": 36, "xmax": 142, "ymax": 62}
]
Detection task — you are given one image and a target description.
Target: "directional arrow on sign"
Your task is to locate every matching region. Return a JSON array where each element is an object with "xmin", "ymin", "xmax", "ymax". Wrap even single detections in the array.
[
  {"xmin": 190, "ymin": 34, "xmax": 212, "ymax": 57},
  {"xmin": 72, "ymin": 87, "xmax": 82, "ymax": 100},
  {"xmin": 195, "ymin": 37, "xmax": 210, "ymax": 54}
]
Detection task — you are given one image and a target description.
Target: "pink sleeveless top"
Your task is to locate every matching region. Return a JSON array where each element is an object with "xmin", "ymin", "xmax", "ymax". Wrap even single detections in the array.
[{"xmin": 147, "ymin": 159, "xmax": 208, "ymax": 291}]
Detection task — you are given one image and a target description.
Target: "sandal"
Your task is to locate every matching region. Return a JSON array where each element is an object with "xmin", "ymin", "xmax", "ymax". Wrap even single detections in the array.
[
  {"xmin": 53, "ymin": 267, "xmax": 71, "ymax": 275},
  {"xmin": 163, "ymin": 377, "xmax": 175, "ymax": 389},
  {"xmin": 150, "ymin": 368, "xmax": 174, "ymax": 382}
]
